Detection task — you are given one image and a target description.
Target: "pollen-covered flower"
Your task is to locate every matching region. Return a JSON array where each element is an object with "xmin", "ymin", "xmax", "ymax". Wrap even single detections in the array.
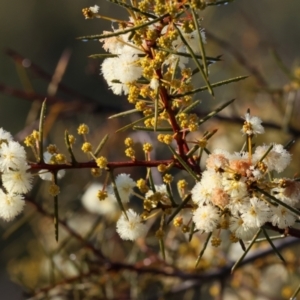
[
  {"xmin": 116, "ymin": 209, "xmax": 147, "ymax": 241},
  {"xmin": 253, "ymin": 144, "xmax": 291, "ymax": 173},
  {"xmin": 240, "ymin": 197, "xmax": 271, "ymax": 228},
  {"xmin": 192, "ymin": 204, "xmax": 220, "ymax": 233},
  {"xmin": 113, "ymin": 173, "xmax": 136, "ymax": 203},
  {"xmin": 0, "ymin": 141, "xmax": 27, "ymax": 171},
  {"xmin": 271, "ymin": 178, "xmax": 300, "ymax": 206},
  {"xmin": 2, "ymin": 166, "xmax": 33, "ymax": 194},
  {"xmin": 206, "ymin": 149, "xmax": 230, "ymax": 171},
  {"xmin": 191, "ymin": 170, "xmax": 222, "ymax": 205},
  {"xmin": 229, "ymin": 216, "xmax": 259, "ymax": 240},
  {"xmin": 269, "ymin": 205, "xmax": 297, "ymax": 229},
  {"xmin": 101, "ymin": 53, "xmax": 142, "ymax": 95},
  {"xmin": 81, "ymin": 183, "xmax": 117, "ymax": 216},
  {"xmin": 0, "ymin": 190, "xmax": 25, "ymax": 221},
  {"xmin": 241, "ymin": 113, "xmax": 264, "ymax": 136},
  {"xmin": 89, "ymin": 5, "xmax": 99, "ymax": 14},
  {"xmin": 0, "ymin": 128, "xmax": 13, "ymax": 145}
]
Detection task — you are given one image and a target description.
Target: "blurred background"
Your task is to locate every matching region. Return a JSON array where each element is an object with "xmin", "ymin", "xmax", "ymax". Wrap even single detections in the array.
[{"xmin": 1, "ymin": 0, "xmax": 300, "ymax": 299}]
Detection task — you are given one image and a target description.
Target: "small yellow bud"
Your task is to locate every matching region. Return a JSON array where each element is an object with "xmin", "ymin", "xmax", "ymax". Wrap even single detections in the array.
[
  {"xmin": 91, "ymin": 168, "xmax": 102, "ymax": 177},
  {"xmin": 157, "ymin": 164, "xmax": 167, "ymax": 172},
  {"xmin": 125, "ymin": 147, "xmax": 135, "ymax": 159},
  {"xmin": 142, "ymin": 143, "xmax": 153, "ymax": 153},
  {"xmin": 229, "ymin": 233, "xmax": 239, "ymax": 243},
  {"xmin": 211, "ymin": 236, "xmax": 221, "ymax": 247},
  {"xmin": 24, "ymin": 135, "xmax": 35, "ymax": 147},
  {"xmin": 177, "ymin": 179, "xmax": 188, "ymax": 190},
  {"xmin": 77, "ymin": 124, "xmax": 89, "ymax": 135},
  {"xmin": 81, "ymin": 142, "xmax": 93, "ymax": 153},
  {"xmin": 163, "ymin": 173, "xmax": 173, "ymax": 184},
  {"xmin": 220, "ymin": 219, "xmax": 229, "ymax": 229},
  {"xmin": 32, "ymin": 130, "xmax": 40, "ymax": 140},
  {"xmin": 155, "ymin": 228, "xmax": 164, "ymax": 239},
  {"xmin": 136, "ymin": 178, "xmax": 149, "ymax": 193},
  {"xmin": 181, "ymin": 225, "xmax": 190, "ymax": 233},
  {"xmin": 135, "ymin": 101, "xmax": 147, "ymax": 111},
  {"xmin": 143, "ymin": 199, "xmax": 154, "ymax": 211},
  {"xmin": 97, "ymin": 190, "xmax": 108, "ymax": 200},
  {"xmin": 124, "ymin": 137, "xmax": 134, "ymax": 147},
  {"xmin": 173, "ymin": 216, "xmax": 183, "ymax": 227},
  {"xmin": 55, "ymin": 153, "xmax": 66, "ymax": 164},
  {"xmin": 47, "ymin": 144, "xmax": 58, "ymax": 154},
  {"xmin": 68, "ymin": 135, "xmax": 76, "ymax": 145},
  {"xmin": 49, "ymin": 184, "xmax": 60, "ymax": 196},
  {"xmin": 96, "ymin": 156, "xmax": 108, "ymax": 169},
  {"xmin": 140, "ymin": 211, "xmax": 149, "ymax": 220},
  {"xmin": 157, "ymin": 134, "xmax": 165, "ymax": 143},
  {"xmin": 163, "ymin": 134, "xmax": 173, "ymax": 145}
]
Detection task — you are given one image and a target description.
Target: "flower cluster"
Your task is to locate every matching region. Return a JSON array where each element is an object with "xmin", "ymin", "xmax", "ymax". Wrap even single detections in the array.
[
  {"xmin": 191, "ymin": 114, "xmax": 299, "ymax": 241},
  {"xmin": 0, "ymin": 128, "xmax": 33, "ymax": 221}
]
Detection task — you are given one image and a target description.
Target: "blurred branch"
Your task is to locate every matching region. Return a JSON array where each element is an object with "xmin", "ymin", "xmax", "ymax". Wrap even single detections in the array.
[
  {"xmin": 206, "ymin": 30, "xmax": 268, "ymax": 87},
  {"xmin": 25, "ymin": 198, "xmax": 300, "ymax": 289},
  {"xmin": 25, "ymin": 198, "xmax": 107, "ymax": 261},
  {"xmin": 5, "ymin": 49, "xmax": 99, "ymax": 105}
]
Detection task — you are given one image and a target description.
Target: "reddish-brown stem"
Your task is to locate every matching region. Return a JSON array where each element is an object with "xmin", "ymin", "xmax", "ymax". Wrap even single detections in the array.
[{"xmin": 29, "ymin": 159, "xmax": 176, "ymax": 171}]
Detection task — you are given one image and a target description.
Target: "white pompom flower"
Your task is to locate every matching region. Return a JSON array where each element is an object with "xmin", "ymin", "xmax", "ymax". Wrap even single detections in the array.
[
  {"xmin": 2, "ymin": 165, "xmax": 33, "ymax": 194},
  {"xmin": 241, "ymin": 113, "xmax": 265, "ymax": 136},
  {"xmin": 253, "ymin": 144, "xmax": 291, "ymax": 173},
  {"xmin": 0, "ymin": 190, "xmax": 25, "ymax": 221},
  {"xmin": 89, "ymin": 5, "xmax": 99, "ymax": 14},
  {"xmin": 116, "ymin": 209, "xmax": 147, "ymax": 241},
  {"xmin": 81, "ymin": 183, "xmax": 117, "ymax": 216},
  {"xmin": 101, "ymin": 53, "xmax": 142, "ymax": 95},
  {"xmin": 240, "ymin": 197, "xmax": 271, "ymax": 228},
  {"xmin": 0, "ymin": 128, "xmax": 13, "ymax": 145},
  {"xmin": 192, "ymin": 204, "xmax": 220, "ymax": 233},
  {"xmin": 229, "ymin": 216, "xmax": 259, "ymax": 240},
  {"xmin": 113, "ymin": 173, "xmax": 136, "ymax": 203},
  {"xmin": 269, "ymin": 205, "xmax": 297, "ymax": 229},
  {"xmin": 0, "ymin": 141, "xmax": 27, "ymax": 172}
]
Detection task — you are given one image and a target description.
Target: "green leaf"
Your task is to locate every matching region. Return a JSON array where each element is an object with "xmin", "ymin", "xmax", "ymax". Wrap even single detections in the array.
[
  {"xmin": 94, "ymin": 134, "xmax": 109, "ymax": 157},
  {"xmin": 38, "ymin": 99, "xmax": 47, "ymax": 163},
  {"xmin": 116, "ymin": 113, "xmax": 155, "ymax": 133},
  {"xmin": 262, "ymin": 228, "xmax": 285, "ymax": 263},
  {"xmin": 174, "ymin": 23, "xmax": 214, "ymax": 96},
  {"xmin": 172, "ymin": 76, "xmax": 248, "ymax": 98},
  {"xmin": 64, "ymin": 130, "xmax": 77, "ymax": 164},
  {"xmin": 198, "ymin": 99, "xmax": 235, "ymax": 125},
  {"xmin": 180, "ymin": 99, "xmax": 201, "ymax": 114},
  {"xmin": 231, "ymin": 228, "xmax": 261, "ymax": 273},
  {"xmin": 168, "ymin": 145, "xmax": 199, "ymax": 181},
  {"xmin": 107, "ymin": 0, "xmax": 157, "ymax": 19},
  {"xmin": 191, "ymin": 9, "xmax": 208, "ymax": 76},
  {"xmin": 109, "ymin": 170, "xmax": 128, "ymax": 219},
  {"xmin": 167, "ymin": 194, "xmax": 191, "ymax": 225},
  {"xmin": 109, "ymin": 109, "xmax": 139, "ymax": 119},
  {"xmin": 89, "ymin": 54, "xmax": 118, "ymax": 59},
  {"xmin": 133, "ymin": 126, "xmax": 173, "ymax": 132},
  {"xmin": 77, "ymin": 14, "xmax": 167, "ymax": 41},
  {"xmin": 195, "ymin": 232, "xmax": 212, "ymax": 267},
  {"xmin": 207, "ymin": 0, "xmax": 235, "ymax": 6},
  {"xmin": 158, "ymin": 47, "xmax": 221, "ymax": 62}
]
